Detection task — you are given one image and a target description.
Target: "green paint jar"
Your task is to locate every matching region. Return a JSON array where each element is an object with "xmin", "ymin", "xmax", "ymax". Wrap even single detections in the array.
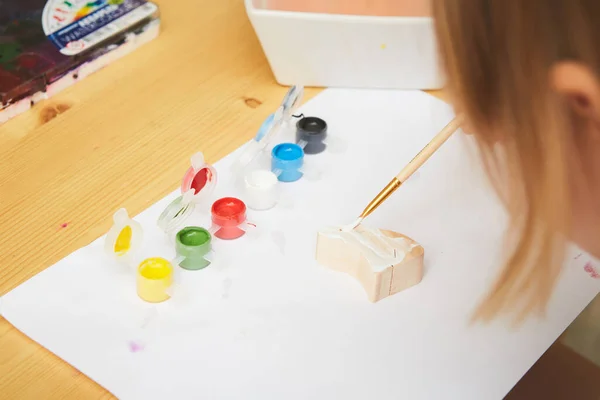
[{"xmin": 175, "ymin": 226, "xmax": 212, "ymax": 270}]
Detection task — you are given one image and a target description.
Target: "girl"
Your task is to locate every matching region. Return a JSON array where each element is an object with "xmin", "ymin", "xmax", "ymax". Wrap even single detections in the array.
[{"xmin": 432, "ymin": 1, "xmax": 600, "ymax": 322}]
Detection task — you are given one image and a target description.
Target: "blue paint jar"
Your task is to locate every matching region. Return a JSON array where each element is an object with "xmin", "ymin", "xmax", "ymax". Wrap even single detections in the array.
[{"xmin": 271, "ymin": 143, "xmax": 304, "ymax": 182}]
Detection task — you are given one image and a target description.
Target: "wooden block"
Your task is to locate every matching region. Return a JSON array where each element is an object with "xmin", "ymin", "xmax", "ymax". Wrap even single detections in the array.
[{"xmin": 316, "ymin": 225, "xmax": 424, "ymax": 302}]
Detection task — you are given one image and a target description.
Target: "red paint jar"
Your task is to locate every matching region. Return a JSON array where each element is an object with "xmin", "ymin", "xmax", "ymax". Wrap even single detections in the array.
[{"xmin": 211, "ymin": 197, "xmax": 247, "ymax": 240}]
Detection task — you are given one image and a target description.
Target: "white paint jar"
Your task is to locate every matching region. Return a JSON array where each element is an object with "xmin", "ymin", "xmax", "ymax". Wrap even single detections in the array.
[{"xmin": 243, "ymin": 169, "xmax": 279, "ymax": 210}]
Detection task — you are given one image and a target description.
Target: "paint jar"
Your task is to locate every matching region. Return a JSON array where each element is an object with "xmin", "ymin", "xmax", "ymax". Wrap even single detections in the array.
[
  {"xmin": 271, "ymin": 143, "xmax": 304, "ymax": 182},
  {"xmin": 181, "ymin": 152, "xmax": 217, "ymax": 203},
  {"xmin": 137, "ymin": 257, "xmax": 173, "ymax": 303},
  {"xmin": 296, "ymin": 116, "xmax": 327, "ymax": 154},
  {"xmin": 243, "ymin": 169, "xmax": 279, "ymax": 210},
  {"xmin": 211, "ymin": 197, "xmax": 248, "ymax": 240},
  {"xmin": 175, "ymin": 227, "xmax": 212, "ymax": 270},
  {"xmin": 104, "ymin": 208, "xmax": 143, "ymax": 263}
]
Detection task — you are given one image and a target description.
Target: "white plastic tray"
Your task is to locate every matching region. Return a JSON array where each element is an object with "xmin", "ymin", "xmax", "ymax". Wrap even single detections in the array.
[{"xmin": 245, "ymin": 0, "xmax": 443, "ymax": 89}]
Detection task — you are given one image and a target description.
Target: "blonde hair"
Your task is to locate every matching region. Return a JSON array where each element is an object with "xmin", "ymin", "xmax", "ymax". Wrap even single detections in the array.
[{"xmin": 432, "ymin": 1, "xmax": 600, "ymax": 323}]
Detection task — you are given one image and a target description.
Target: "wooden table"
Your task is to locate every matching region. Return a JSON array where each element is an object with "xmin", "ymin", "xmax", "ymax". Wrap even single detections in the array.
[{"xmin": 0, "ymin": 1, "xmax": 440, "ymax": 398}]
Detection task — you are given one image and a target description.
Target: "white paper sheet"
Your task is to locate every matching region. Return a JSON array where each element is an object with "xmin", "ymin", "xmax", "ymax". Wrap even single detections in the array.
[{"xmin": 2, "ymin": 89, "xmax": 599, "ymax": 400}]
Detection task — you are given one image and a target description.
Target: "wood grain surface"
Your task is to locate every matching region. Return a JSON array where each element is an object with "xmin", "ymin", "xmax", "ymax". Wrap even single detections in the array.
[{"xmin": 0, "ymin": 1, "xmax": 441, "ymax": 398}]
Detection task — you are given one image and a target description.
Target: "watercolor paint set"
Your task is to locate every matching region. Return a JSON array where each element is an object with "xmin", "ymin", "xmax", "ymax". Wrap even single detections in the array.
[
  {"xmin": 106, "ymin": 85, "xmax": 339, "ymax": 303},
  {"xmin": 0, "ymin": 0, "xmax": 160, "ymax": 125}
]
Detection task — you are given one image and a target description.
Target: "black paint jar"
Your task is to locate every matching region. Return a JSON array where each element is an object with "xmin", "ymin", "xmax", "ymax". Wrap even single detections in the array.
[{"xmin": 296, "ymin": 116, "xmax": 328, "ymax": 155}]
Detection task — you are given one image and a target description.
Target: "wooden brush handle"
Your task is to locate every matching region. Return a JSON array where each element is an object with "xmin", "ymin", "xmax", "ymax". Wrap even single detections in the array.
[{"xmin": 395, "ymin": 115, "xmax": 463, "ymax": 183}]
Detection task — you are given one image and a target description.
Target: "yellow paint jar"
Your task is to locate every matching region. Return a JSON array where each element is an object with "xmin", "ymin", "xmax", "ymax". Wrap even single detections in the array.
[{"xmin": 137, "ymin": 257, "xmax": 173, "ymax": 303}]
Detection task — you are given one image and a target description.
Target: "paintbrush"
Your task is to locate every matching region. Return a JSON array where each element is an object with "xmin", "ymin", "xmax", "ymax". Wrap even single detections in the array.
[{"xmin": 344, "ymin": 115, "xmax": 463, "ymax": 231}]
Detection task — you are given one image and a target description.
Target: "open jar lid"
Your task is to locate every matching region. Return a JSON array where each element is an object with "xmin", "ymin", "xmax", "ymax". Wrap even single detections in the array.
[
  {"xmin": 181, "ymin": 152, "xmax": 217, "ymax": 203},
  {"xmin": 157, "ymin": 190, "xmax": 196, "ymax": 235},
  {"xmin": 281, "ymin": 85, "xmax": 304, "ymax": 122},
  {"xmin": 104, "ymin": 208, "xmax": 143, "ymax": 262}
]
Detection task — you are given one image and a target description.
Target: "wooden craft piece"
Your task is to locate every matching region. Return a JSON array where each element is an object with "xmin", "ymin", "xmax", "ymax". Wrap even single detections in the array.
[{"xmin": 316, "ymin": 225, "xmax": 424, "ymax": 302}]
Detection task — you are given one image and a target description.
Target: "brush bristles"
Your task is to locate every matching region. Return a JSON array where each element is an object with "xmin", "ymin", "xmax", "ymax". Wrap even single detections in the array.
[{"xmin": 340, "ymin": 217, "xmax": 363, "ymax": 232}]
